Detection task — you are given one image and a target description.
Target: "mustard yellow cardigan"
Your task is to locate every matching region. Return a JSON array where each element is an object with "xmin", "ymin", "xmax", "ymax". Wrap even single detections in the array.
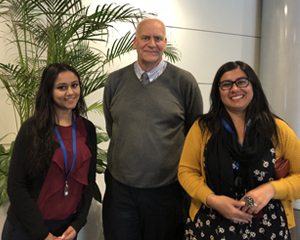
[{"xmin": 178, "ymin": 118, "xmax": 300, "ymax": 229}]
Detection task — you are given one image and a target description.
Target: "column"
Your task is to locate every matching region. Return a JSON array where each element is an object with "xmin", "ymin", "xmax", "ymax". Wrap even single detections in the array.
[{"xmin": 259, "ymin": 0, "xmax": 300, "ymax": 236}]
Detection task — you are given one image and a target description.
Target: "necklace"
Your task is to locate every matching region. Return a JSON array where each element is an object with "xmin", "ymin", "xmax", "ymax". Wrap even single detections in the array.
[{"xmin": 54, "ymin": 114, "xmax": 76, "ymax": 197}]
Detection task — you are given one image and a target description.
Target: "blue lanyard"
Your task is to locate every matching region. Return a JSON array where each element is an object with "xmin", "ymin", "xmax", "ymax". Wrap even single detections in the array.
[
  {"xmin": 54, "ymin": 114, "xmax": 76, "ymax": 197},
  {"xmin": 221, "ymin": 118, "xmax": 251, "ymax": 147},
  {"xmin": 222, "ymin": 118, "xmax": 251, "ymax": 172}
]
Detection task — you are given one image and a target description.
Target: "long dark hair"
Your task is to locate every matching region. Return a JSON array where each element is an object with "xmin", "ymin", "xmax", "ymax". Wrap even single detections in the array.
[
  {"xmin": 27, "ymin": 63, "xmax": 87, "ymax": 177},
  {"xmin": 199, "ymin": 61, "xmax": 278, "ymax": 142}
]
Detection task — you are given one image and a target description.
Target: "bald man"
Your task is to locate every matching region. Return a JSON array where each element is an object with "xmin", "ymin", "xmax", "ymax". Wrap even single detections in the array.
[{"xmin": 103, "ymin": 18, "xmax": 203, "ymax": 240}]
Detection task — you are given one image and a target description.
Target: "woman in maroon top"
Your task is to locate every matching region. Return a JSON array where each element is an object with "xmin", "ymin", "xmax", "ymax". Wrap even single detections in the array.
[{"xmin": 2, "ymin": 63, "xmax": 97, "ymax": 240}]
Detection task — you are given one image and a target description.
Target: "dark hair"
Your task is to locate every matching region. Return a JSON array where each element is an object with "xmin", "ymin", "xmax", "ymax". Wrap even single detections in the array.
[
  {"xmin": 28, "ymin": 63, "xmax": 87, "ymax": 177},
  {"xmin": 199, "ymin": 61, "xmax": 278, "ymax": 142}
]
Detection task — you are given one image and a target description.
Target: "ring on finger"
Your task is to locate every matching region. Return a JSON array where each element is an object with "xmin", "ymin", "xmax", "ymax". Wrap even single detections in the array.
[{"xmin": 243, "ymin": 196, "xmax": 257, "ymax": 208}]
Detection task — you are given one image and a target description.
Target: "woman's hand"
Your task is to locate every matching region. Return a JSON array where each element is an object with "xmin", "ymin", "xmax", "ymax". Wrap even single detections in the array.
[
  {"xmin": 58, "ymin": 226, "xmax": 77, "ymax": 240},
  {"xmin": 206, "ymin": 193, "xmax": 253, "ymax": 223},
  {"xmin": 45, "ymin": 233, "xmax": 57, "ymax": 240},
  {"xmin": 241, "ymin": 182, "xmax": 275, "ymax": 215}
]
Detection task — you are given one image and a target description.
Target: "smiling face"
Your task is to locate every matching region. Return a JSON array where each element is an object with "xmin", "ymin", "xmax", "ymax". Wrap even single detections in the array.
[
  {"xmin": 219, "ymin": 68, "xmax": 253, "ymax": 115},
  {"xmin": 133, "ymin": 19, "xmax": 167, "ymax": 71},
  {"xmin": 52, "ymin": 70, "xmax": 80, "ymax": 114}
]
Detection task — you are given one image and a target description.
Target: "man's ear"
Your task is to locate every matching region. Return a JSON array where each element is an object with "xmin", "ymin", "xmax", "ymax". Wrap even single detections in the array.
[{"xmin": 164, "ymin": 38, "xmax": 167, "ymax": 51}]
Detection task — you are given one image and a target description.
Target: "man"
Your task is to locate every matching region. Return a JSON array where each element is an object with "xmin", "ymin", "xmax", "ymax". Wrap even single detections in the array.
[{"xmin": 103, "ymin": 18, "xmax": 203, "ymax": 240}]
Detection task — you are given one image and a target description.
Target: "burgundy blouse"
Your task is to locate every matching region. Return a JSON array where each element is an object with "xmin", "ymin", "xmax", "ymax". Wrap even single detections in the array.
[{"xmin": 37, "ymin": 116, "xmax": 92, "ymax": 220}]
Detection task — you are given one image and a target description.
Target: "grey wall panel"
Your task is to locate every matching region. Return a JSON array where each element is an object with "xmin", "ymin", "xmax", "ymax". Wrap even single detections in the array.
[{"xmin": 169, "ymin": 28, "xmax": 261, "ymax": 85}]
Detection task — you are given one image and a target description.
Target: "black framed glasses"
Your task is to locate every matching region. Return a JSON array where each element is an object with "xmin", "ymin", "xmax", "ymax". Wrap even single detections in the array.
[{"xmin": 218, "ymin": 77, "xmax": 251, "ymax": 91}]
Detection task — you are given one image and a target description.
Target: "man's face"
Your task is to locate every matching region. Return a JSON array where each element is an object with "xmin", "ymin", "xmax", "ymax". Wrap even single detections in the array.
[{"xmin": 133, "ymin": 19, "xmax": 167, "ymax": 71}]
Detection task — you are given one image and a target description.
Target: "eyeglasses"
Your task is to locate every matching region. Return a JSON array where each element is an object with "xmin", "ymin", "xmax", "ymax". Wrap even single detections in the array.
[{"xmin": 218, "ymin": 77, "xmax": 251, "ymax": 91}]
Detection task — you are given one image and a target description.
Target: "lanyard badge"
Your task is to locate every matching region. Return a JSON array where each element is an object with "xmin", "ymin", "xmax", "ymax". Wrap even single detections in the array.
[{"xmin": 54, "ymin": 114, "xmax": 76, "ymax": 197}]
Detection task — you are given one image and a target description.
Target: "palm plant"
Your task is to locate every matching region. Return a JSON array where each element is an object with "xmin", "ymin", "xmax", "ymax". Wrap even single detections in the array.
[{"xmin": 0, "ymin": 0, "xmax": 181, "ymax": 205}]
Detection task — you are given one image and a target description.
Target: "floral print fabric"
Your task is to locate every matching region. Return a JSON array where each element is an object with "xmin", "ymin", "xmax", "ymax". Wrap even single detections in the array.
[{"xmin": 185, "ymin": 148, "xmax": 290, "ymax": 240}]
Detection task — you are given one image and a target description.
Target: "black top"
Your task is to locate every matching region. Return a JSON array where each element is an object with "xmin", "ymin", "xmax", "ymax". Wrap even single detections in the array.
[{"xmin": 6, "ymin": 117, "xmax": 97, "ymax": 240}]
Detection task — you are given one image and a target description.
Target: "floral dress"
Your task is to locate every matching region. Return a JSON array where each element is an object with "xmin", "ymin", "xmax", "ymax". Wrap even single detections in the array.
[{"xmin": 185, "ymin": 147, "xmax": 290, "ymax": 240}]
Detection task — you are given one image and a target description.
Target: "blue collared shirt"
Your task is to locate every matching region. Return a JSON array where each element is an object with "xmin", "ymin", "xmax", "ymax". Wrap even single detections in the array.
[{"xmin": 134, "ymin": 60, "xmax": 168, "ymax": 83}]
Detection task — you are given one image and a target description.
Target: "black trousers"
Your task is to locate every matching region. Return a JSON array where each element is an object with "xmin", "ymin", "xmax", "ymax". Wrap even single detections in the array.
[
  {"xmin": 2, "ymin": 215, "xmax": 77, "ymax": 240},
  {"xmin": 103, "ymin": 170, "xmax": 186, "ymax": 240}
]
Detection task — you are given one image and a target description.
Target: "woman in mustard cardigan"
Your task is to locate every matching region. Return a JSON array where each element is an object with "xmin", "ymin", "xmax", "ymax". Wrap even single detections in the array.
[{"xmin": 178, "ymin": 61, "xmax": 300, "ymax": 240}]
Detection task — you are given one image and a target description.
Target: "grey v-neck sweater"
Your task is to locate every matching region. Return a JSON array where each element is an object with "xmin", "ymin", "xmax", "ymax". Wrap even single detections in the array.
[{"xmin": 103, "ymin": 62, "xmax": 203, "ymax": 188}]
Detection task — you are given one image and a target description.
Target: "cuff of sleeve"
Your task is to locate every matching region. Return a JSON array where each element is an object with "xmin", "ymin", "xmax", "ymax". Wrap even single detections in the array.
[
  {"xmin": 270, "ymin": 179, "xmax": 288, "ymax": 199},
  {"xmin": 197, "ymin": 187, "xmax": 214, "ymax": 206}
]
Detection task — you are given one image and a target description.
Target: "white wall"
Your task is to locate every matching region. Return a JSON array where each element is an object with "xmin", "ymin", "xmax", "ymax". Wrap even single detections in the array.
[
  {"xmin": 83, "ymin": 0, "xmax": 262, "ymax": 117},
  {"xmin": 0, "ymin": 0, "xmax": 262, "ymax": 143},
  {"xmin": 0, "ymin": 21, "xmax": 19, "ymax": 145},
  {"xmin": 0, "ymin": 0, "xmax": 262, "ymax": 238}
]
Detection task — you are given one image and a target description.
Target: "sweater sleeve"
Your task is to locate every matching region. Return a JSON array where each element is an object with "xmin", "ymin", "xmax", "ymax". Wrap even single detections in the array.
[
  {"xmin": 70, "ymin": 119, "xmax": 97, "ymax": 233},
  {"xmin": 103, "ymin": 69, "xmax": 123, "ymax": 138},
  {"xmin": 271, "ymin": 118, "xmax": 300, "ymax": 202},
  {"xmin": 103, "ymin": 75, "xmax": 113, "ymax": 138},
  {"xmin": 178, "ymin": 121, "xmax": 214, "ymax": 205},
  {"xmin": 7, "ymin": 121, "xmax": 49, "ymax": 240},
  {"xmin": 181, "ymin": 71, "xmax": 203, "ymax": 133}
]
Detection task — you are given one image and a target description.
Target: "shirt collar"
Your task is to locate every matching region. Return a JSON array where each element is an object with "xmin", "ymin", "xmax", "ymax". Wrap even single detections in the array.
[{"xmin": 134, "ymin": 60, "xmax": 167, "ymax": 82}]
